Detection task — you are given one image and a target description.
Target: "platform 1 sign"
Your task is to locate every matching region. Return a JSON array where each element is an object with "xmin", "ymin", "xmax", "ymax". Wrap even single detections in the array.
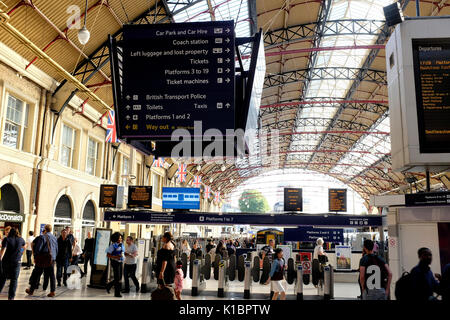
[
  {"xmin": 329, "ymin": 188, "xmax": 347, "ymax": 212},
  {"xmin": 118, "ymin": 21, "xmax": 235, "ymax": 139}
]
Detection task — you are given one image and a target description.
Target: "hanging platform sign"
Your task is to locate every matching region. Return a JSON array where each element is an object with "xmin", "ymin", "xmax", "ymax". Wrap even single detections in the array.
[
  {"xmin": 116, "ymin": 21, "xmax": 236, "ymax": 139},
  {"xmin": 103, "ymin": 211, "xmax": 382, "ymax": 227}
]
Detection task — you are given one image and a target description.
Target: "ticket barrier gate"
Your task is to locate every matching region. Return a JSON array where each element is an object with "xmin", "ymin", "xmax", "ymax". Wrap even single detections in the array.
[
  {"xmin": 140, "ymin": 256, "xmax": 157, "ymax": 293},
  {"xmin": 243, "ymin": 261, "xmax": 252, "ymax": 299},
  {"xmin": 294, "ymin": 265, "xmax": 303, "ymax": 300},
  {"xmin": 217, "ymin": 259, "xmax": 229, "ymax": 297},
  {"xmin": 191, "ymin": 259, "xmax": 206, "ymax": 296},
  {"xmin": 323, "ymin": 265, "xmax": 334, "ymax": 300}
]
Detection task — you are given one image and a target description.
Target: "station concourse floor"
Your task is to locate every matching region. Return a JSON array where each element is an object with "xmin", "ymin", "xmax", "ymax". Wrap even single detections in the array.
[{"xmin": 0, "ymin": 267, "xmax": 360, "ymax": 300}]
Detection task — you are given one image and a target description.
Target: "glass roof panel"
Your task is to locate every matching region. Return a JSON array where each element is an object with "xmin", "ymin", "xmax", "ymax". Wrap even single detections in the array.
[{"xmin": 289, "ymin": 0, "xmax": 394, "ymax": 157}]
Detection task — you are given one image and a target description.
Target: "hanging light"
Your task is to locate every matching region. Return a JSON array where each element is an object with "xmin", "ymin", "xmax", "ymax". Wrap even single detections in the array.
[
  {"xmin": 383, "ymin": 168, "xmax": 389, "ymax": 174},
  {"xmin": 221, "ymin": 164, "xmax": 226, "ymax": 171},
  {"xmin": 209, "ymin": 177, "xmax": 214, "ymax": 183},
  {"xmin": 196, "ymin": 164, "xmax": 201, "ymax": 171},
  {"xmin": 78, "ymin": 0, "xmax": 90, "ymax": 45},
  {"xmin": 230, "ymin": 178, "xmax": 234, "ymax": 183},
  {"xmin": 218, "ymin": 186, "xmax": 221, "ymax": 191}
]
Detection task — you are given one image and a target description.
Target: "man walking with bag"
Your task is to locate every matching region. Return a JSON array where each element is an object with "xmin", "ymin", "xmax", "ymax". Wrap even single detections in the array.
[{"xmin": 26, "ymin": 224, "xmax": 58, "ymax": 297}]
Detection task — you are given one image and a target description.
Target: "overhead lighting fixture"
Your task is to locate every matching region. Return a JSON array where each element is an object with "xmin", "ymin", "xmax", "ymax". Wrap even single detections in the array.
[
  {"xmin": 383, "ymin": 168, "xmax": 389, "ymax": 174},
  {"xmin": 383, "ymin": 2, "xmax": 404, "ymax": 27},
  {"xmin": 209, "ymin": 177, "xmax": 214, "ymax": 183},
  {"xmin": 230, "ymin": 178, "xmax": 234, "ymax": 183},
  {"xmin": 196, "ymin": 164, "xmax": 201, "ymax": 171},
  {"xmin": 78, "ymin": 0, "xmax": 90, "ymax": 45},
  {"xmin": 221, "ymin": 164, "xmax": 226, "ymax": 171}
]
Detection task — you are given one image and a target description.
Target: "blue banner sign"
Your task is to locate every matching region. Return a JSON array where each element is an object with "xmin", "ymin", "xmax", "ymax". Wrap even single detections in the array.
[
  {"xmin": 103, "ymin": 211, "xmax": 383, "ymax": 227},
  {"xmin": 284, "ymin": 227, "xmax": 344, "ymax": 243},
  {"xmin": 162, "ymin": 187, "xmax": 200, "ymax": 210}
]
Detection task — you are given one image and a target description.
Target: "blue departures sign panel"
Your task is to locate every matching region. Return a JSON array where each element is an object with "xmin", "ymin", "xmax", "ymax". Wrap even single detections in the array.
[
  {"xmin": 119, "ymin": 21, "xmax": 235, "ymax": 139},
  {"xmin": 162, "ymin": 187, "xmax": 200, "ymax": 210},
  {"xmin": 284, "ymin": 227, "xmax": 344, "ymax": 243}
]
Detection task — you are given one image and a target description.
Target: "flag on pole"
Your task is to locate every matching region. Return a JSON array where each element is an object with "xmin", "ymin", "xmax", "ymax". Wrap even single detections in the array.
[
  {"xmin": 191, "ymin": 175, "xmax": 202, "ymax": 188},
  {"xmin": 153, "ymin": 157, "xmax": 165, "ymax": 168},
  {"xmin": 177, "ymin": 163, "xmax": 187, "ymax": 183},
  {"xmin": 214, "ymin": 191, "xmax": 221, "ymax": 203},
  {"xmin": 106, "ymin": 110, "xmax": 118, "ymax": 143},
  {"xmin": 204, "ymin": 186, "xmax": 211, "ymax": 199}
]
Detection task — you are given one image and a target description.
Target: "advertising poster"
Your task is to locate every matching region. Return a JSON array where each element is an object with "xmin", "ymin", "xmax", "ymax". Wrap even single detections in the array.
[
  {"xmin": 93, "ymin": 229, "xmax": 112, "ymax": 266},
  {"xmin": 299, "ymin": 252, "xmax": 312, "ymax": 274},
  {"xmin": 335, "ymin": 245, "xmax": 352, "ymax": 270},
  {"xmin": 276, "ymin": 244, "xmax": 292, "ymax": 261}
]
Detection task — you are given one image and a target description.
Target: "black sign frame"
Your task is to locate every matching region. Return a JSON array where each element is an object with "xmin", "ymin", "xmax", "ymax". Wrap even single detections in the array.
[
  {"xmin": 328, "ymin": 188, "xmax": 347, "ymax": 212},
  {"xmin": 283, "ymin": 188, "xmax": 303, "ymax": 212},
  {"xmin": 110, "ymin": 21, "xmax": 236, "ymax": 140},
  {"xmin": 405, "ymin": 191, "xmax": 450, "ymax": 207},
  {"xmin": 127, "ymin": 186, "xmax": 153, "ymax": 209},
  {"xmin": 412, "ymin": 38, "xmax": 450, "ymax": 154},
  {"xmin": 99, "ymin": 185, "xmax": 118, "ymax": 208}
]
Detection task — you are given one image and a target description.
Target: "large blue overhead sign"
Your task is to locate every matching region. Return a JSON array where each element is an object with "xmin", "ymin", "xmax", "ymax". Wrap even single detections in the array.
[
  {"xmin": 103, "ymin": 211, "xmax": 383, "ymax": 227},
  {"xmin": 117, "ymin": 21, "xmax": 235, "ymax": 139},
  {"xmin": 162, "ymin": 187, "xmax": 200, "ymax": 210}
]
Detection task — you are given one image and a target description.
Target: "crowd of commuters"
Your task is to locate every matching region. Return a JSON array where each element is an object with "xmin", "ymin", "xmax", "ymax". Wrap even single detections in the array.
[{"xmin": 0, "ymin": 227, "xmax": 448, "ymax": 301}]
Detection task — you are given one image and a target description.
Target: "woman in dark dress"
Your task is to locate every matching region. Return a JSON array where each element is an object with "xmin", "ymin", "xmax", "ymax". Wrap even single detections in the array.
[{"xmin": 156, "ymin": 232, "xmax": 176, "ymax": 286}]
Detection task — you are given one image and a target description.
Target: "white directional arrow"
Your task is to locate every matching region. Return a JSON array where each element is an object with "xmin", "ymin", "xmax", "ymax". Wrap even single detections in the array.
[
  {"xmin": 125, "ymin": 95, "xmax": 130, "ymax": 100},
  {"xmin": 126, "ymin": 105, "xmax": 131, "ymax": 110},
  {"xmin": 225, "ymin": 58, "xmax": 231, "ymax": 63},
  {"xmin": 225, "ymin": 103, "xmax": 231, "ymax": 108},
  {"xmin": 225, "ymin": 28, "xmax": 230, "ymax": 33},
  {"xmin": 225, "ymin": 38, "xmax": 230, "ymax": 43},
  {"xmin": 225, "ymin": 78, "xmax": 230, "ymax": 83},
  {"xmin": 126, "ymin": 115, "xmax": 131, "ymax": 120},
  {"xmin": 225, "ymin": 48, "xmax": 230, "ymax": 53},
  {"xmin": 225, "ymin": 68, "xmax": 231, "ymax": 73}
]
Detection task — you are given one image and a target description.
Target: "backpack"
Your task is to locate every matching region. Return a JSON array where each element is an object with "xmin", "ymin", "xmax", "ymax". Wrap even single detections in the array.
[
  {"xmin": 395, "ymin": 271, "xmax": 413, "ymax": 300},
  {"xmin": 366, "ymin": 255, "xmax": 389, "ymax": 289}
]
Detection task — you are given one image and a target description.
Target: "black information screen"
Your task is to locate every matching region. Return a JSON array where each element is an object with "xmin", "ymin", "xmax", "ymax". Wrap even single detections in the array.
[
  {"xmin": 119, "ymin": 21, "xmax": 235, "ymax": 139},
  {"xmin": 99, "ymin": 185, "xmax": 117, "ymax": 208},
  {"xmin": 412, "ymin": 39, "xmax": 450, "ymax": 153},
  {"xmin": 127, "ymin": 186, "xmax": 152, "ymax": 208},
  {"xmin": 405, "ymin": 191, "xmax": 450, "ymax": 207},
  {"xmin": 329, "ymin": 189, "xmax": 347, "ymax": 212},
  {"xmin": 284, "ymin": 188, "xmax": 303, "ymax": 212}
]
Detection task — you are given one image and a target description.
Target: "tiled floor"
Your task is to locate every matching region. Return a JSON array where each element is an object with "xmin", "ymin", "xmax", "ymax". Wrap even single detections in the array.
[{"xmin": 0, "ymin": 267, "xmax": 360, "ymax": 300}]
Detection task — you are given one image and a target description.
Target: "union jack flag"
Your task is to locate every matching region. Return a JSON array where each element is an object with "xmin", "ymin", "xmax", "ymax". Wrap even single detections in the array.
[
  {"xmin": 203, "ymin": 186, "xmax": 211, "ymax": 199},
  {"xmin": 177, "ymin": 163, "xmax": 187, "ymax": 183},
  {"xmin": 153, "ymin": 157, "xmax": 165, "ymax": 167},
  {"xmin": 106, "ymin": 110, "xmax": 118, "ymax": 143},
  {"xmin": 191, "ymin": 175, "xmax": 202, "ymax": 188},
  {"xmin": 214, "ymin": 191, "xmax": 221, "ymax": 203}
]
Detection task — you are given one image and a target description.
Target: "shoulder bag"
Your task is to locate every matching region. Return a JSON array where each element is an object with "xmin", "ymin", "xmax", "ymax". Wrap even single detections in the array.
[{"xmin": 34, "ymin": 235, "xmax": 52, "ymax": 268}]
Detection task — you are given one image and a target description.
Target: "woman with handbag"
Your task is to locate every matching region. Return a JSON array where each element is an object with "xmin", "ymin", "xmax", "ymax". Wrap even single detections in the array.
[{"xmin": 0, "ymin": 228, "xmax": 25, "ymax": 300}]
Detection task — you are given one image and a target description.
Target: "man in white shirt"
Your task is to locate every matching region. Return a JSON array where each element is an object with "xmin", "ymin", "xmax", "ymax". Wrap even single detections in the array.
[
  {"xmin": 25, "ymin": 231, "xmax": 35, "ymax": 270},
  {"xmin": 123, "ymin": 236, "xmax": 140, "ymax": 293}
]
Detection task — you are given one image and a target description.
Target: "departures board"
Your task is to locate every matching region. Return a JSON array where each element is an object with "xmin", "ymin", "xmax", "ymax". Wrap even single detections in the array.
[
  {"xmin": 328, "ymin": 189, "xmax": 347, "ymax": 212},
  {"xmin": 412, "ymin": 39, "xmax": 450, "ymax": 153}
]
